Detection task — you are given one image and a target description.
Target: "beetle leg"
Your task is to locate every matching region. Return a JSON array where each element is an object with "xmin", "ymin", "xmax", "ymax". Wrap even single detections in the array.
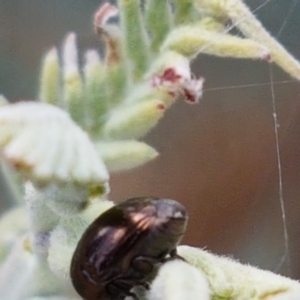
[
  {"xmin": 165, "ymin": 248, "xmax": 186, "ymax": 262},
  {"xmin": 108, "ymin": 278, "xmax": 140, "ymax": 300},
  {"xmin": 131, "ymin": 255, "xmax": 162, "ymax": 274},
  {"xmin": 138, "ymin": 281, "xmax": 150, "ymax": 290},
  {"xmin": 125, "ymin": 291, "xmax": 139, "ymax": 300},
  {"xmin": 169, "ymin": 248, "xmax": 178, "ymax": 258}
]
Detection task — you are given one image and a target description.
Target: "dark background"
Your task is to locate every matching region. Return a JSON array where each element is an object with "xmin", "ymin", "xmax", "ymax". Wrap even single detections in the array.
[{"xmin": 1, "ymin": 0, "xmax": 300, "ymax": 278}]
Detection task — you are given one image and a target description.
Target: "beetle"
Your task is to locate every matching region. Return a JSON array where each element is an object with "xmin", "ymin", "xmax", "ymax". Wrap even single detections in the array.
[{"xmin": 70, "ymin": 197, "xmax": 188, "ymax": 300}]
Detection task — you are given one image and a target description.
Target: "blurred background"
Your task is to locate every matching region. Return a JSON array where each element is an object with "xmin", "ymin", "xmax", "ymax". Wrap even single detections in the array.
[{"xmin": 0, "ymin": 0, "xmax": 300, "ymax": 279}]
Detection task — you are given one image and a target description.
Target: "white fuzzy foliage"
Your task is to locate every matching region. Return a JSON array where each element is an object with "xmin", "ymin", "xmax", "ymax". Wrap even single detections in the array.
[
  {"xmin": 149, "ymin": 259, "xmax": 211, "ymax": 300},
  {"xmin": 63, "ymin": 33, "xmax": 79, "ymax": 77},
  {"xmin": 48, "ymin": 198, "xmax": 114, "ymax": 279},
  {"xmin": 28, "ymin": 298, "xmax": 79, "ymax": 300},
  {"xmin": 0, "ymin": 206, "xmax": 28, "ymax": 261},
  {"xmin": 178, "ymin": 246, "xmax": 300, "ymax": 299},
  {"xmin": 0, "ymin": 102, "xmax": 109, "ymax": 185},
  {"xmin": 97, "ymin": 141, "xmax": 158, "ymax": 172},
  {"xmin": 270, "ymin": 293, "xmax": 300, "ymax": 300},
  {"xmin": 0, "ymin": 95, "xmax": 9, "ymax": 106}
]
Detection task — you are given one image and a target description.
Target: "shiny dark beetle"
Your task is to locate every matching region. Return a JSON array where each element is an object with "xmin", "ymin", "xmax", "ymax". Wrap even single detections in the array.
[{"xmin": 70, "ymin": 197, "xmax": 188, "ymax": 300}]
